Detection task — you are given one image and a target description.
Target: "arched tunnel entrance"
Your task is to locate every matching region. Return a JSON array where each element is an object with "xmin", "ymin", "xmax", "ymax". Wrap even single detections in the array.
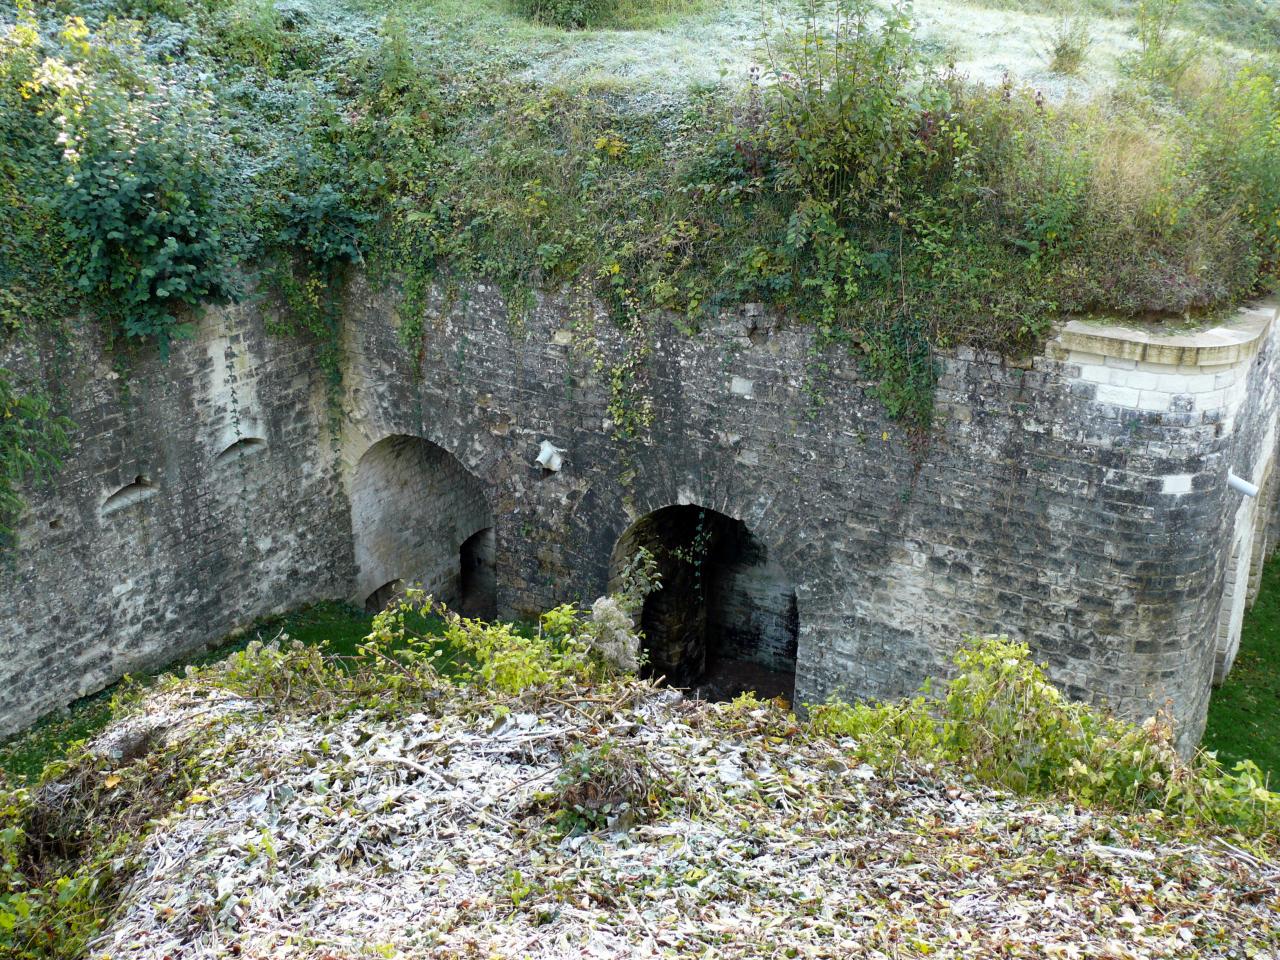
[
  {"xmin": 351, "ymin": 435, "xmax": 496, "ymax": 618},
  {"xmin": 611, "ymin": 505, "xmax": 798, "ymax": 703}
]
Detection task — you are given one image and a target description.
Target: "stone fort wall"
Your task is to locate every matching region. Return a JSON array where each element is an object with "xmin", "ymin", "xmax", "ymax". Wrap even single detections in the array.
[{"xmin": 2, "ymin": 279, "xmax": 1277, "ymax": 750}]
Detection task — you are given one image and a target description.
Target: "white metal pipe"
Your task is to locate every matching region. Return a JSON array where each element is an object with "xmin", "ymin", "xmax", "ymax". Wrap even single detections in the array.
[{"xmin": 1228, "ymin": 471, "xmax": 1259, "ymax": 497}]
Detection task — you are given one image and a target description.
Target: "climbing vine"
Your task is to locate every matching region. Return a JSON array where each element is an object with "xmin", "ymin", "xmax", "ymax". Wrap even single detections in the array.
[
  {"xmin": 0, "ymin": 372, "xmax": 72, "ymax": 550},
  {"xmin": 1, "ymin": 0, "xmax": 1277, "ymax": 487},
  {"xmin": 669, "ymin": 509, "xmax": 713, "ymax": 593}
]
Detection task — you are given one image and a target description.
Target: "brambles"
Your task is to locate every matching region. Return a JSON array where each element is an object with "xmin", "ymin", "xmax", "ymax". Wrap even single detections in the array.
[{"xmin": 60, "ymin": 93, "xmax": 234, "ymax": 351}]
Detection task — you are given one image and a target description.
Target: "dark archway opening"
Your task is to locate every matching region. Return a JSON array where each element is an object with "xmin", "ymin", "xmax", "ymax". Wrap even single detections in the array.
[
  {"xmin": 351, "ymin": 435, "xmax": 495, "ymax": 616},
  {"xmin": 459, "ymin": 527, "xmax": 497, "ymax": 619},
  {"xmin": 364, "ymin": 579, "xmax": 405, "ymax": 615},
  {"xmin": 611, "ymin": 505, "xmax": 798, "ymax": 703}
]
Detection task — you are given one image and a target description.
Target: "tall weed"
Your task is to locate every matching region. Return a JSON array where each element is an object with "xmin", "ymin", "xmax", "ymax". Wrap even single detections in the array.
[{"xmin": 1127, "ymin": 0, "xmax": 1200, "ymax": 88}]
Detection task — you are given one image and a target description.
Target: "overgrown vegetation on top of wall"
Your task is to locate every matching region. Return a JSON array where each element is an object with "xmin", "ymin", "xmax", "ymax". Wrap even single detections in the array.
[{"xmin": 0, "ymin": 0, "xmax": 1278, "ymax": 519}]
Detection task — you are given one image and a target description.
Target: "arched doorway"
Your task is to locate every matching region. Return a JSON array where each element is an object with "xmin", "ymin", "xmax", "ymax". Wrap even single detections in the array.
[
  {"xmin": 610, "ymin": 505, "xmax": 798, "ymax": 702},
  {"xmin": 351, "ymin": 435, "xmax": 496, "ymax": 617}
]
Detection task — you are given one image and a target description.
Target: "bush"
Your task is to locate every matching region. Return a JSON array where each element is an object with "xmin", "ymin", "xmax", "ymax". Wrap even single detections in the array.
[
  {"xmin": 60, "ymin": 95, "xmax": 234, "ymax": 352},
  {"xmin": 216, "ymin": 0, "xmax": 286, "ymax": 73},
  {"xmin": 810, "ymin": 636, "xmax": 1280, "ymax": 838},
  {"xmin": 512, "ymin": 0, "xmax": 618, "ymax": 30},
  {"xmin": 766, "ymin": 0, "xmax": 933, "ymax": 220},
  {"xmin": 8, "ymin": 15, "xmax": 237, "ymax": 354},
  {"xmin": 1186, "ymin": 62, "xmax": 1280, "ymax": 277},
  {"xmin": 1041, "ymin": 13, "xmax": 1094, "ymax": 76},
  {"xmin": 214, "ymin": 590, "xmax": 620, "ymax": 711},
  {"xmin": 1126, "ymin": 0, "xmax": 1200, "ymax": 88}
]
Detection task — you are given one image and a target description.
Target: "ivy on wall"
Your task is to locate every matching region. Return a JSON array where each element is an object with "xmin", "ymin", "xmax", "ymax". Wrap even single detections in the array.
[
  {"xmin": 0, "ymin": 373, "xmax": 71, "ymax": 549},
  {"xmin": 1, "ymin": 0, "xmax": 1278, "ymax": 531}
]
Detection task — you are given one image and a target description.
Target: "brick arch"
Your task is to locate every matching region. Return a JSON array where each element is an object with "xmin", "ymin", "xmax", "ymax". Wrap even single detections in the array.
[
  {"xmin": 608, "ymin": 502, "xmax": 799, "ymax": 703},
  {"xmin": 350, "ymin": 434, "xmax": 495, "ymax": 615}
]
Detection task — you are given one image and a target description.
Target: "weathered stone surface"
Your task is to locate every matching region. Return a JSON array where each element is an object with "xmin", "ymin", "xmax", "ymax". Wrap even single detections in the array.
[
  {"xmin": 0, "ymin": 299, "xmax": 351, "ymax": 735},
  {"xmin": 2, "ymin": 280, "xmax": 1277, "ymax": 752},
  {"xmin": 350, "ymin": 434, "xmax": 492, "ymax": 610}
]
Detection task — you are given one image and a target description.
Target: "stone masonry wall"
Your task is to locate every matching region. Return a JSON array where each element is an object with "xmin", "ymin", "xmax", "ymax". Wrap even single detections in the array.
[
  {"xmin": 2, "ymin": 276, "xmax": 1276, "ymax": 750},
  {"xmin": 340, "ymin": 279, "xmax": 1280, "ymax": 750},
  {"xmin": 0, "ymin": 300, "xmax": 352, "ymax": 736}
]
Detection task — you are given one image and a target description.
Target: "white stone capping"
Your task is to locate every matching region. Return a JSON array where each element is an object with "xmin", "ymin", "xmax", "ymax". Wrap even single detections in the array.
[
  {"xmin": 1048, "ymin": 299, "xmax": 1279, "ymax": 416},
  {"xmin": 1049, "ymin": 299, "xmax": 1278, "ymax": 368}
]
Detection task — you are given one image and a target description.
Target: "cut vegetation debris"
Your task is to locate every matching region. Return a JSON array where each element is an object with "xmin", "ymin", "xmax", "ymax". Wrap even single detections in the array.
[
  {"xmin": 80, "ymin": 686, "xmax": 1280, "ymax": 958},
  {"xmin": 2, "ymin": 597, "xmax": 1277, "ymax": 959}
]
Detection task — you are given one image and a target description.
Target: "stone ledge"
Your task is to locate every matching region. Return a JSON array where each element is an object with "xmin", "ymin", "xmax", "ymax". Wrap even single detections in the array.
[{"xmin": 1048, "ymin": 299, "xmax": 1279, "ymax": 368}]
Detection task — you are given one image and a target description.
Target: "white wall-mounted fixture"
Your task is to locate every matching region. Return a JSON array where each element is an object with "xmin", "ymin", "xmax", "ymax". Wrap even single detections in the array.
[
  {"xmin": 1228, "ymin": 471, "xmax": 1259, "ymax": 497},
  {"xmin": 535, "ymin": 440, "xmax": 565, "ymax": 472}
]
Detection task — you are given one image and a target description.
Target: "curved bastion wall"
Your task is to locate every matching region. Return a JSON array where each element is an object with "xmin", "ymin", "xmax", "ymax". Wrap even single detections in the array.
[{"xmin": 2, "ymin": 279, "xmax": 1278, "ymax": 751}]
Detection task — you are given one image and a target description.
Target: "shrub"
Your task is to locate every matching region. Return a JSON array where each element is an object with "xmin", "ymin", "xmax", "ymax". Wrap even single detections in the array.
[
  {"xmin": 216, "ymin": 0, "xmax": 286, "ymax": 73},
  {"xmin": 0, "ymin": 7, "xmax": 80, "ymax": 333},
  {"xmin": 765, "ymin": 0, "xmax": 933, "ymax": 220},
  {"xmin": 1041, "ymin": 13, "xmax": 1094, "ymax": 76},
  {"xmin": 1185, "ymin": 62, "xmax": 1280, "ymax": 277},
  {"xmin": 442, "ymin": 601, "xmax": 604, "ymax": 695},
  {"xmin": 10, "ymin": 16, "xmax": 238, "ymax": 354},
  {"xmin": 213, "ymin": 591, "xmax": 621, "ymax": 712},
  {"xmin": 512, "ymin": 0, "xmax": 618, "ymax": 30},
  {"xmin": 810, "ymin": 636, "xmax": 1280, "ymax": 838},
  {"xmin": 1127, "ymin": 0, "xmax": 1200, "ymax": 88},
  {"xmin": 60, "ymin": 95, "xmax": 234, "ymax": 352}
]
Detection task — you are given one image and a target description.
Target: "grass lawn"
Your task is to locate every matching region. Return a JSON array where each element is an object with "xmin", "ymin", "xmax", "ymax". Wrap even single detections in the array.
[
  {"xmin": 0, "ymin": 601, "xmax": 386, "ymax": 784},
  {"xmin": 1202, "ymin": 554, "xmax": 1280, "ymax": 784}
]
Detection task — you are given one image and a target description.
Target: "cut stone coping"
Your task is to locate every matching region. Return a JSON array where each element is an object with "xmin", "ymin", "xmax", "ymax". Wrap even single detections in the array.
[{"xmin": 1050, "ymin": 299, "xmax": 1279, "ymax": 368}]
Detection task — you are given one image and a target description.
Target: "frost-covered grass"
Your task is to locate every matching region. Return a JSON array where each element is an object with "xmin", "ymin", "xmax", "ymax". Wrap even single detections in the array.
[
  {"xmin": 951, "ymin": 0, "xmax": 1280, "ymax": 51},
  {"xmin": 289, "ymin": 0, "xmax": 1273, "ymax": 95}
]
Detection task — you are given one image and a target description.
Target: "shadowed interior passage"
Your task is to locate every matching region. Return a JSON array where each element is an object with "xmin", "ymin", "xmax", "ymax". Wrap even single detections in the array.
[
  {"xmin": 611, "ymin": 505, "xmax": 798, "ymax": 703},
  {"xmin": 351, "ymin": 435, "xmax": 495, "ymax": 615}
]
